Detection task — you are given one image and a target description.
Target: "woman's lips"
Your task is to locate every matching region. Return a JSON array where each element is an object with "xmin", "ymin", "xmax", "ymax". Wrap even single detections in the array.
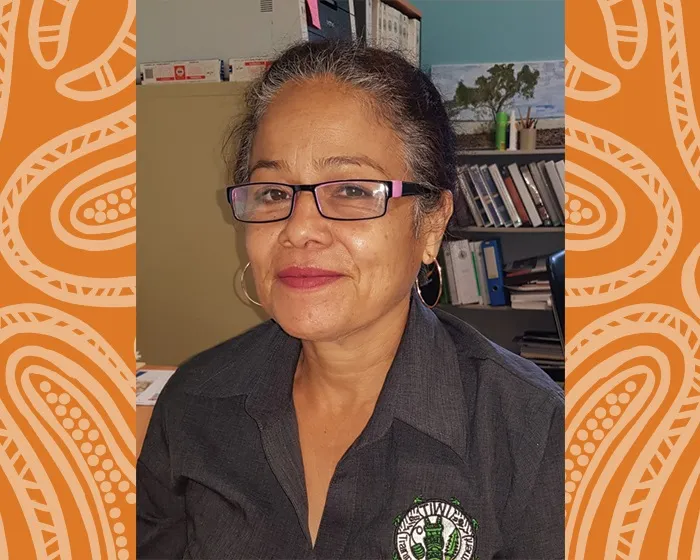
[{"xmin": 277, "ymin": 267, "xmax": 344, "ymax": 289}]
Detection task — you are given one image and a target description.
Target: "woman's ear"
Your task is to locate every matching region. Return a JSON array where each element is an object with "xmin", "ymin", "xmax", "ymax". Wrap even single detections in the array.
[{"xmin": 422, "ymin": 190, "xmax": 453, "ymax": 264}]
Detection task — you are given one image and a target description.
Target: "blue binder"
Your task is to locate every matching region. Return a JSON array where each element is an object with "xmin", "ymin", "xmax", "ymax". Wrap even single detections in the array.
[{"xmin": 482, "ymin": 239, "xmax": 507, "ymax": 306}]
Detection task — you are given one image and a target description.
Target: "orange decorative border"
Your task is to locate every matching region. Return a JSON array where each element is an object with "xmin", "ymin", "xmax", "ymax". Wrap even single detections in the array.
[
  {"xmin": 0, "ymin": 0, "xmax": 136, "ymax": 557},
  {"xmin": 2, "ymin": 0, "xmax": 699, "ymax": 558},
  {"xmin": 566, "ymin": 0, "xmax": 700, "ymax": 556}
]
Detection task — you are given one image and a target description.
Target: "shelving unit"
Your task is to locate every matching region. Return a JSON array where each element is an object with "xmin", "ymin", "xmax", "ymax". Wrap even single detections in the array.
[{"xmin": 440, "ymin": 148, "xmax": 565, "ymax": 362}]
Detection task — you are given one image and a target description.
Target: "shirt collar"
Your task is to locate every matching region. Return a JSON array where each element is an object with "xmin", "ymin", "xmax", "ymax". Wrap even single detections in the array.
[{"xmin": 195, "ymin": 290, "xmax": 468, "ymax": 460}]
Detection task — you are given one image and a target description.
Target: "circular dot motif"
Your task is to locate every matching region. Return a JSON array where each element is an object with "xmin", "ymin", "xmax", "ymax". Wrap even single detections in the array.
[
  {"xmin": 58, "ymin": 393, "xmax": 70, "ymax": 405},
  {"xmin": 55, "ymin": 405, "xmax": 66, "ymax": 417},
  {"xmin": 95, "ymin": 211, "xmax": 107, "ymax": 224},
  {"xmin": 107, "ymin": 193, "xmax": 118, "ymax": 205},
  {"xmin": 121, "ymin": 188, "xmax": 133, "ymax": 200},
  {"xmin": 40, "ymin": 381, "xmax": 51, "ymax": 392},
  {"xmin": 105, "ymin": 493, "xmax": 116, "ymax": 504},
  {"xmin": 95, "ymin": 200, "xmax": 107, "ymax": 211},
  {"xmin": 95, "ymin": 444, "xmax": 106, "ymax": 456},
  {"xmin": 70, "ymin": 407, "xmax": 81, "ymax": 419},
  {"xmin": 46, "ymin": 393, "xmax": 57, "ymax": 404}
]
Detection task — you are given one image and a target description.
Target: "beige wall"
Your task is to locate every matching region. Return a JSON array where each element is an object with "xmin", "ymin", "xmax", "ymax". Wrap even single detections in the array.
[{"xmin": 136, "ymin": 82, "xmax": 267, "ymax": 366}]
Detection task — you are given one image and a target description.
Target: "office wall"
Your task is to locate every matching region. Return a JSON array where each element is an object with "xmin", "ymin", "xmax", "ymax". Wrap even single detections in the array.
[
  {"xmin": 412, "ymin": 0, "xmax": 564, "ymax": 69},
  {"xmin": 138, "ymin": 1, "xmax": 564, "ymax": 70}
]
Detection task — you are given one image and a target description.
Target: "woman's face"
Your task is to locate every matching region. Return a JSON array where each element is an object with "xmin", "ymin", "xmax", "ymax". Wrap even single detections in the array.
[{"xmin": 245, "ymin": 79, "xmax": 450, "ymax": 342}]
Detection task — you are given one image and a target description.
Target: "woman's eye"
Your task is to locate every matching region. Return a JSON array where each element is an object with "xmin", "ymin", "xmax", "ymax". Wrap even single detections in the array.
[
  {"xmin": 337, "ymin": 184, "xmax": 371, "ymax": 197},
  {"xmin": 258, "ymin": 188, "xmax": 290, "ymax": 202}
]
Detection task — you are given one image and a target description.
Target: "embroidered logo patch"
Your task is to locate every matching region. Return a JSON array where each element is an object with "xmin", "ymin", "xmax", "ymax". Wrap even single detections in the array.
[{"xmin": 393, "ymin": 497, "xmax": 477, "ymax": 560}]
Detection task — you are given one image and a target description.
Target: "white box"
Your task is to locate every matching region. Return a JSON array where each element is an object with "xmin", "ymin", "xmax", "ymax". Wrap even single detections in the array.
[
  {"xmin": 228, "ymin": 58, "xmax": 272, "ymax": 82},
  {"xmin": 140, "ymin": 59, "xmax": 224, "ymax": 84}
]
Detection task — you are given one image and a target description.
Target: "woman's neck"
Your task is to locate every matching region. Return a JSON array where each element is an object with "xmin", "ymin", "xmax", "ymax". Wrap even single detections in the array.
[{"xmin": 294, "ymin": 295, "xmax": 411, "ymax": 411}]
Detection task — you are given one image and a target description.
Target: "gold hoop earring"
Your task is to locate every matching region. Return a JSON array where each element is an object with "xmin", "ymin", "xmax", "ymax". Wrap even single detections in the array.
[
  {"xmin": 240, "ymin": 262, "xmax": 262, "ymax": 307},
  {"xmin": 415, "ymin": 258, "xmax": 443, "ymax": 309}
]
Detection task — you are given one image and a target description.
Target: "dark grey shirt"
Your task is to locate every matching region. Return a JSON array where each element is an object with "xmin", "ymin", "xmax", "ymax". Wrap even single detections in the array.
[{"xmin": 137, "ymin": 294, "xmax": 564, "ymax": 559}]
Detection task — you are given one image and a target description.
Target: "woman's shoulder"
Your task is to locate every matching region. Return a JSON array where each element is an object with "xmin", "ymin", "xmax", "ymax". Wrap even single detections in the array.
[
  {"xmin": 157, "ymin": 319, "xmax": 286, "ymax": 401},
  {"xmin": 434, "ymin": 308, "xmax": 564, "ymax": 410}
]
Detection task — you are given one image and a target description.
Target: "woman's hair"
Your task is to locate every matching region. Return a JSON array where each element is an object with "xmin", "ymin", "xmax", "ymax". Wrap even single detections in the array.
[{"xmin": 224, "ymin": 39, "xmax": 457, "ymax": 227}]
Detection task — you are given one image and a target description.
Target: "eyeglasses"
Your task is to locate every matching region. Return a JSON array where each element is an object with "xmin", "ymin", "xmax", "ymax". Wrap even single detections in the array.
[{"xmin": 225, "ymin": 179, "xmax": 429, "ymax": 223}]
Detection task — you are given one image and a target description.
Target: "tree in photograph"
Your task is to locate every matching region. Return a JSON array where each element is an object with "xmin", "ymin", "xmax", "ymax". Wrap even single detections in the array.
[{"xmin": 448, "ymin": 63, "xmax": 540, "ymax": 123}]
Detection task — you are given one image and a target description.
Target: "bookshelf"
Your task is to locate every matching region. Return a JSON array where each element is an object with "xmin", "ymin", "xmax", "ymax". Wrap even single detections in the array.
[{"xmin": 439, "ymin": 147, "xmax": 565, "ymax": 369}]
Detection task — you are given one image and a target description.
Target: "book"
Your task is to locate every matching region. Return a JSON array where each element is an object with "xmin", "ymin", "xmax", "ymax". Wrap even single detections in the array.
[
  {"xmin": 519, "ymin": 165, "xmax": 553, "ymax": 226},
  {"xmin": 506, "ymin": 164, "xmax": 542, "ymax": 227},
  {"xmin": 442, "ymin": 242, "xmax": 461, "ymax": 305},
  {"xmin": 451, "ymin": 240, "xmax": 480, "ymax": 305},
  {"xmin": 488, "ymin": 164, "xmax": 522, "ymax": 227},
  {"xmin": 479, "ymin": 165, "xmax": 511, "ymax": 226},
  {"xmin": 544, "ymin": 160, "xmax": 566, "ymax": 211},
  {"xmin": 530, "ymin": 162, "xmax": 562, "ymax": 225},
  {"xmin": 555, "ymin": 160, "xmax": 566, "ymax": 186},
  {"xmin": 456, "ymin": 169, "xmax": 485, "ymax": 227},
  {"xmin": 498, "ymin": 166, "xmax": 531, "ymax": 226},
  {"xmin": 467, "ymin": 166, "xmax": 498, "ymax": 226},
  {"xmin": 470, "ymin": 241, "xmax": 489, "ymax": 305}
]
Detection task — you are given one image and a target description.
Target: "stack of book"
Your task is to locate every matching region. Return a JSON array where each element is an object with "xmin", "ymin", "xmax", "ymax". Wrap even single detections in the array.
[
  {"xmin": 514, "ymin": 330, "xmax": 564, "ymax": 380},
  {"xmin": 454, "ymin": 160, "xmax": 566, "ymax": 228},
  {"xmin": 504, "ymin": 255, "xmax": 552, "ymax": 310}
]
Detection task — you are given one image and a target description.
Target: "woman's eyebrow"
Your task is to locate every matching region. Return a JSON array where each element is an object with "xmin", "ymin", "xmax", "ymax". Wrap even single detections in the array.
[
  {"xmin": 249, "ymin": 159, "xmax": 290, "ymax": 175},
  {"xmin": 249, "ymin": 155, "xmax": 390, "ymax": 177},
  {"xmin": 316, "ymin": 155, "xmax": 389, "ymax": 176}
]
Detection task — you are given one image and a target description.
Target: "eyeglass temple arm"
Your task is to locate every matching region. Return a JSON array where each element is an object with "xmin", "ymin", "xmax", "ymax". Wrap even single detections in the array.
[{"xmin": 391, "ymin": 181, "xmax": 427, "ymax": 197}]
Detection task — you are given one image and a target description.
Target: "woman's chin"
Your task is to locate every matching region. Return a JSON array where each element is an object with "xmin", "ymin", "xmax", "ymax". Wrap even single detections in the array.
[{"xmin": 269, "ymin": 301, "xmax": 352, "ymax": 342}]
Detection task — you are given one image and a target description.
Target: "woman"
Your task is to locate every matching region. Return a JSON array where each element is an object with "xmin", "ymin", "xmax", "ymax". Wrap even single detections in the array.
[{"xmin": 137, "ymin": 40, "xmax": 564, "ymax": 560}]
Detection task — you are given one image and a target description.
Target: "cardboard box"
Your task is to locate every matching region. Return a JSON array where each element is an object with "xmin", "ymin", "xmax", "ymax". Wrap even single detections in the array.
[
  {"xmin": 228, "ymin": 58, "xmax": 272, "ymax": 82},
  {"xmin": 140, "ymin": 59, "xmax": 224, "ymax": 84}
]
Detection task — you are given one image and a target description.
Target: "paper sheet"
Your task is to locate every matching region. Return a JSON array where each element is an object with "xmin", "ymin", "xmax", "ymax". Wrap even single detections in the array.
[
  {"xmin": 307, "ymin": 0, "xmax": 321, "ymax": 29},
  {"xmin": 136, "ymin": 368, "xmax": 176, "ymax": 406}
]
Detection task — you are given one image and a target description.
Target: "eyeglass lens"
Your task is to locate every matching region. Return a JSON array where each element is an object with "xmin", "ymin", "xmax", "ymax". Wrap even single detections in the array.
[{"xmin": 231, "ymin": 181, "xmax": 390, "ymax": 222}]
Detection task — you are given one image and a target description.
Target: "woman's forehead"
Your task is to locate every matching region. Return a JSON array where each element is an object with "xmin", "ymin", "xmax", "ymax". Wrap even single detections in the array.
[{"xmin": 251, "ymin": 82, "xmax": 405, "ymax": 175}]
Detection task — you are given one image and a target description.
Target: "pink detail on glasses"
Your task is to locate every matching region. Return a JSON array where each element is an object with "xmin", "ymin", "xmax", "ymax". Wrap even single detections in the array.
[{"xmin": 391, "ymin": 180, "xmax": 403, "ymax": 197}]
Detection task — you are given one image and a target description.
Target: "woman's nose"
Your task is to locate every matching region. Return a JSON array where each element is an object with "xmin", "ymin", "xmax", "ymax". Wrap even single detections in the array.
[{"xmin": 279, "ymin": 191, "xmax": 331, "ymax": 247}]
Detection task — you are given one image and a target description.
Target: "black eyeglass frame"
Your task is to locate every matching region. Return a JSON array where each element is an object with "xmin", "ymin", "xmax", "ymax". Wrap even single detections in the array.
[{"xmin": 225, "ymin": 179, "xmax": 430, "ymax": 223}]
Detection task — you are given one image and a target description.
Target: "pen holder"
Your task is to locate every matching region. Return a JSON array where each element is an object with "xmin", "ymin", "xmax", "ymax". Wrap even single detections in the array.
[{"xmin": 519, "ymin": 128, "xmax": 537, "ymax": 151}]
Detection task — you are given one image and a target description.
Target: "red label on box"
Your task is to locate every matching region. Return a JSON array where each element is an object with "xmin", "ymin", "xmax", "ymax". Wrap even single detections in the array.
[{"xmin": 174, "ymin": 65, "xmax": 186, "ymax": 80}]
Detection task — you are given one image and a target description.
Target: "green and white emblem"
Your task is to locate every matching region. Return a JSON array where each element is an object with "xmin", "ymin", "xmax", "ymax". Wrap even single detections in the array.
[{"xmin": 393, "ymin": 497, "xmax": 477, "ymax": 560}]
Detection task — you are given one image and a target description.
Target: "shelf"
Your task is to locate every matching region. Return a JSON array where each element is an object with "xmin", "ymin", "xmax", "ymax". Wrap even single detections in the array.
[
  {"xmin": 457, "ymin": 148, "xmax": 564, "ymax": 156},
  {"xmin": 454, "ymin": 227, "xmax": 564, "ymax": 234}
]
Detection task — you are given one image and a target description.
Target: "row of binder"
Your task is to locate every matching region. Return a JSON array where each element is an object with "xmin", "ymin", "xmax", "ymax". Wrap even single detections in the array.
[{"xmin": 440, "ymin": 239, "xmax": 506, "ymax": 307}]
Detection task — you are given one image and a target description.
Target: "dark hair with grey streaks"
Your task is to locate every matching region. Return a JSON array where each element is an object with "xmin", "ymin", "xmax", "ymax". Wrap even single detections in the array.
[{"xmin": 223, "ymin": 39, "xmax": 457, "ymax": 231}]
